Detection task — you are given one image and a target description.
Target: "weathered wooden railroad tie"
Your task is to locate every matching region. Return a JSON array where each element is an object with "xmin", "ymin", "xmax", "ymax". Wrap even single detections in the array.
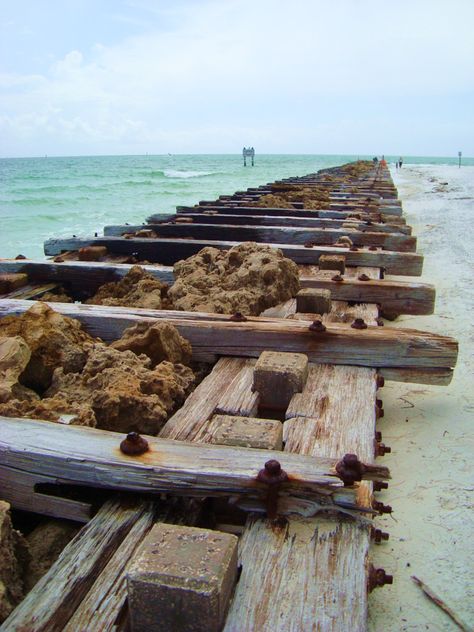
[{"xmin": 0, "ymin": 162, "xmax": 458, "ymax": 631}]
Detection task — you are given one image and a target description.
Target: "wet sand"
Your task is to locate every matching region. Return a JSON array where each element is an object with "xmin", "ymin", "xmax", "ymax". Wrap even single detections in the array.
[{"xmin": 369, "ymin": 165, "xmax": 474, "ymax": 631}]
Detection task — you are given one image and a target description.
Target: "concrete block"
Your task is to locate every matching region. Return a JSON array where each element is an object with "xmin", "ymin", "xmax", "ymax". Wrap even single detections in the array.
[
  {"xmin": 296, "ymin": 288, "xmax": 332, "ymax": 314},
  {"xmin": 209, "ymin": 414, "xmax": 283, "ymax": 450},
  {"xmin": 253, "ymin": 351, "xmax": 308, "ymax": 410},
  {"xmin": 127, "ymin": 524, "xmax": 238, "ymax": 632},
  {"xmin": 318, "ymin": 254, "xmax": 346, "ymax": 273}
]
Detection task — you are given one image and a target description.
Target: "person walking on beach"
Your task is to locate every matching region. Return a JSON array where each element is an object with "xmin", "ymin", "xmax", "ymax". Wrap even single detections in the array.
[
  {"xmin": 398, "ymin": 157, "xmax": 403, "ymax": 168},
  {"xmin": 380, "ymin": 156, "xmax": 387, "ymax": 167}
]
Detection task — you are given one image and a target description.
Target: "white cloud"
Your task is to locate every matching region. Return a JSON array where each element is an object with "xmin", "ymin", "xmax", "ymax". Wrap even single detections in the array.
[{"xmin": 1, "ymin": 0, "xmax": 473, "ymax": 155}]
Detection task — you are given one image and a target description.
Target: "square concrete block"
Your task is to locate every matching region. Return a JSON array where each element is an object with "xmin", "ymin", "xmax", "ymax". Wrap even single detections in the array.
[
  {"xmin": 253, "ymin": 350, "xmax": 308, "ymax": 410},
  {"xmin": 296, "ymin": 288, "xmax": 332, "ymax": 314},
  {"xmin": 209, "ymin": 414, "xmax": 283, "ymax": 450},
  {"xmin": 127, "ymin": 524, "xmax": 238, "ymax": 632},
  {"xmin": 318, "ymin": 254, "xmax": 346, "ymax": 273}
]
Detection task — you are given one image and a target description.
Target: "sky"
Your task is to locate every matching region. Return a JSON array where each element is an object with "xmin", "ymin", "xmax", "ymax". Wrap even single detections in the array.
[{"xmin": 1, "ymin": 0, "xmax": 473, "ymax": 157}]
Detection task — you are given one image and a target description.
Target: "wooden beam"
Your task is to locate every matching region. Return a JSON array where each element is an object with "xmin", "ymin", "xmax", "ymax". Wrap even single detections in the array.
[
  {"xmin": 100, "ymin": 222, "xmax": 417, "ymax": 251},
  {"xmin": 172, "ymin": 205, "xmax": 406, "ymax": 222},
  {"xmin": 0, "ymin": 259, "xmax": 174, "ymax": 289},
  {"xmin": 300, "ymin": 274, "xmax": 435, "ymax": 315},
  {"xmin": 110, "ymin": 214, "xmax": 412, "ymax": 235},
  {"xmin": 1, "ymin": 498, "xmax": 155, "ymax": 632},
  {"xmin": 0, "ymin": 417, "xmax": 389, "ymax": 513},
  {"xmin": 0, "ymin": 300, "xmax": 457, "ymax": 375},
  {"xmin": 43, "ymin": 236, "xmax": 423, "ymax": 275}
]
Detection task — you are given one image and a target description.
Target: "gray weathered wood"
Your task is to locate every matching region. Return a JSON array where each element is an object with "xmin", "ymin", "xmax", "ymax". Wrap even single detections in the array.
[
  {"xmin": 42, "ymin": 236, "xmax": 424, "ymax": 275},
  {"xmin": 1, "ymin": 498, "xmax": 154, "ymax": 632},
  {"xmin": 0, "ymin": 300, "xmax": 457, "ymax": 376},
  {"xmin": 0, "ymin": 417, "xmax": 389, "ymax": 512}
]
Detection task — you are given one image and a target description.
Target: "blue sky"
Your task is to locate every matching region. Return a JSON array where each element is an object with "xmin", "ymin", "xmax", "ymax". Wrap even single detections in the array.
[{"xmin": 1, "ymin": 0, "xmax": 473, "ymax": 157}]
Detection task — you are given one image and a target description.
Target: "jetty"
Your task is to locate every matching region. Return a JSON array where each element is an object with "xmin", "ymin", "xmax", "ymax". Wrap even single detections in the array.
[{"xmin": 0, "ymin": 160, "xmax": 458, "ymax": 631}]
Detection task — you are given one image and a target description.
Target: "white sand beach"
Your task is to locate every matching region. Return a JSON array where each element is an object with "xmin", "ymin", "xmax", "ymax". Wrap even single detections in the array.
[{"xmin": 369, "ymin": 165, "xmax": 474, "ymax": 631}]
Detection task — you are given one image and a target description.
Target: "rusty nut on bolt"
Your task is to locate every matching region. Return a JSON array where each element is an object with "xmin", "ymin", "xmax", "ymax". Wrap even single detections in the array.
[
  {"xmin": 230, "ymin": 312, "xmax": 248, "ymax": 322},
  {"xmin": 370, "ymin": 527, "xmax": 390, "ymax": 544},
  {"xmin": 368, "ymin": 564, "xmax": 393, "ymax": 591},
  {"xmin": 120, "ymin": 432, "xmax": 149, "ymax": 456},
  {"xmin": 309, "ymin": 320, "xmax": 327, "ymax": 333}
]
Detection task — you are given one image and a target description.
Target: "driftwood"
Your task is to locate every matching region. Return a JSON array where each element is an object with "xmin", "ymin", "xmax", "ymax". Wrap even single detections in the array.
[
  {"xmin": 0, "ymin": 300, "xmax": 457, "ymax": 381},
  {"xmin": 411, "ymin": 576, "xmax": 470, "ymax": 632},
  {"xmin": 0, "ymin": 417, "xmax": 390, "ymax": 515},
  {"xmin": 42, "ymin": 236, "xmax": 424, "ymax": 275}
]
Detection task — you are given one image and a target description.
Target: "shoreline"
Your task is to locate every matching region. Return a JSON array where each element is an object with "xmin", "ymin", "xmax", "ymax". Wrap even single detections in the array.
[{"xmin": 369, "ymin": 165, "xmax": 473, "ymax": 630}]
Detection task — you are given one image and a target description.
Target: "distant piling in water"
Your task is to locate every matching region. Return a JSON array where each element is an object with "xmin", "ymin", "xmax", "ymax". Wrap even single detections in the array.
[{"xmin": 242, "ymin": 147, "xmax": 255, "ymax": 166}]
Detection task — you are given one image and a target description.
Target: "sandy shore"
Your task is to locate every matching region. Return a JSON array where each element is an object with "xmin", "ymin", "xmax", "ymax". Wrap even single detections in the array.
[{"xmin": 369, "ymin": 165, "xmax": 474, "ymax": 631}]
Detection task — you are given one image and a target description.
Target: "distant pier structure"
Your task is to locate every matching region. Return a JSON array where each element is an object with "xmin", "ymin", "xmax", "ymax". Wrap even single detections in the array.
[{"xmin": 242, "ymin": 147, "xmax": 255, "ymax": 166}]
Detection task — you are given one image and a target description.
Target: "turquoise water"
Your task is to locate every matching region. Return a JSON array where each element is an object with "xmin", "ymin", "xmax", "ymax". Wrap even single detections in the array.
[{"xmin": 1, "ymin": 153, "xmax": 472, "ymax": 259}]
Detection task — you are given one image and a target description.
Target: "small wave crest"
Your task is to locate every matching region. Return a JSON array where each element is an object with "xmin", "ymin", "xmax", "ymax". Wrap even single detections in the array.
[{"xmin": 163, "ymin": 169, "xmax": 218, "ymax": 179}]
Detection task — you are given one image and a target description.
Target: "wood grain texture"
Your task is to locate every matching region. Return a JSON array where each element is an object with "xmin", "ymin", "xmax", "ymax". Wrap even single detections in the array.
[
  {"xmin": 0, "ymin": 464, "xmax": 92, "ymax": 523},
  {"xmin": 0, "ymin": 417, "xmax": 389, "ymax": 508},
  {"xmin": 1, "ymin": 498, "xmax": 154, "ymax": 632},
  {"xmin": 42, "ymin": 235, "xmax": 423, "ymax": 275},
  {"xmin": 0, "ymin": 300, "xmax": 457, "ymax": 374}
]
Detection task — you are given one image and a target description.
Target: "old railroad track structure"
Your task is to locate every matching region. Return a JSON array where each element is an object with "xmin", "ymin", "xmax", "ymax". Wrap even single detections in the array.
[{"xmin": 0, "ymin": 161, "xmax": 458, "ymax": 631}]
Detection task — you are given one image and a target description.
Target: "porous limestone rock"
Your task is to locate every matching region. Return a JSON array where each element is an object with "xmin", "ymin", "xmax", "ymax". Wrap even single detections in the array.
[
  {"xmin": 0, "ymin": 337, "xmax": 36, "ymax": 404},
  {"xmin": 0, "ymin": 396, "xmax": 96, "ymax": 427},
  {"xmin": 111, "ymin": 321, "xmax": 192, "ymax": 367},
  {"xmin": 168, "ymin": 242, "xmax": 300, "ymax": 315},
  {"xmin": 86, "ymin": 265, "xmax": 168, "ymax": 310},
  {"xmin": 39, "ymin": 288, "xmax": 73, "ymax": 303},
  {"xmin": 25, "ymin": 520, "xmax": 80, "ymax": 592},
  {"xmin": 0, "ymin": 303, "xmax": 95, "ymax": 392},
  {"xmin": 46, "ymin": 343, "xmax": 194, "ymax": 434},
  {"xmin": 0, "ymin": 501, "xmax": 29, "ymax": 623}
]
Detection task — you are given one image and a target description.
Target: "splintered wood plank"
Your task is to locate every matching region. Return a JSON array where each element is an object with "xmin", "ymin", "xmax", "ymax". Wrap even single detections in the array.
[
  {"xmin": 1, "ymin": 498, "xmax": 154, "ymax": 632},
  {"xmin": 0, "ymin": 301, "xmax": 458, "ymax": 378},
  {"xmin": 42, "ymin": 236, "xmax": 424, "ymax": 275},
  {"xmin": 160, "ymin": 357, "xmax": 257, "ymax": 441},
  {"xmin": 0, "ymin": 417, "xmax": 389, "ymax": 509},
  {"xmin": 224, "ymin": 517, "xmax": 370, "ymax": 632}
]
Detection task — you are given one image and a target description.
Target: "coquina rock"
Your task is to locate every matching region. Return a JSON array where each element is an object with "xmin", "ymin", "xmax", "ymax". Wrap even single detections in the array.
[
  {"xmin": 0, "ymin": 303, "xmax": 95, "ymax": 392},
  {"xmin": 86, "ymin": 265, "xmax": 168, "ymax": 310},
  {"xmin": 168, "ymin": 242, "xmax": 300, "ymax": 315},
  {"xmin": 0, "ymin": 501, "xmax": 29, "ymax": 623}
]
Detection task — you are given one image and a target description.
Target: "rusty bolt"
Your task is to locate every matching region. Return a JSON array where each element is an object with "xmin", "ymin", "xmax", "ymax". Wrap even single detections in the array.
[
  {"xmin": 230, "ymin": 312, "xmax": 248, "ymax": 322},
  {"xmin": 368, "ymin": 564, "xmax": 393, "ymax": 591},
  {"xmin": 376, "ymin": 398, "xmax": 383, "ymax": 408},
  {"xmin": 368, "ymin": 245, "xmax": 378, "ymax": 251},
  {"xmin": 335, "ymin": 453, "xmax": 367, "ymax": 486},
  {"xmin": 373, "ymin": 480, "xmax": 389, "ymax": 492},
  {"xmin": 375, "ymin": 431, "xmax": 383, "ymax": 442},
  {"xmin": 309, "ymin": 319, "xmax": 327, "ymax": 333},
  {"xmin": 370, "ymin": 527, "xmax": 390, "ymax": 544},
  {"xmin": 349, "ymin": 245, "xmax": 359, "ymax": 251},
  {"xmin": 304, "ymin": 241, "xmax": 314, "ymax": 248},
  {"xmin": 375, "ymin": 442, "xmax": 392, "ymax": 457},
  {"xmin": 376, "ymin": 405, "xmax": 384, "ymax": 419},
  {"xmin": 376, "ymin": 317, "xmax": 384, "ymax": 327},
  {"xmin": 351, "ymin": 318, "xmax": 368, "ymax": 330},
  {"xmin": 54, "ymin": 256, "xmax": 64, "ymax": 263},
  {"xmin": 372, "ymin": 499, "xmax": 392, "ymax": 514},
  {"xmin": 358, "ymin": 273, "xmax": 370, "ymax": 281},
  {"xmin": 376, "ymin": 374, "xmax": 385, "ymax": 389},
  {"xmin": 332, "ymin": 273, "xmax": 344, "ymax": 282},
  {"xmin": 15, "ymin": 254, "xmax": 27, "ymax": 260},
  {"xmin": 120, "ymin": 432, "xmax": 149, "ymax": 456},
  {"xmin": 257, "ymin": 460, "xmax": 289, "ymax": 521}
]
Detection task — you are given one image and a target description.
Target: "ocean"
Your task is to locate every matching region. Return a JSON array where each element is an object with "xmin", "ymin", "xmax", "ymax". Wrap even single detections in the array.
[{"xmin": 1, "ymin": 153, "xmax": 472, "ymax": 260}]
